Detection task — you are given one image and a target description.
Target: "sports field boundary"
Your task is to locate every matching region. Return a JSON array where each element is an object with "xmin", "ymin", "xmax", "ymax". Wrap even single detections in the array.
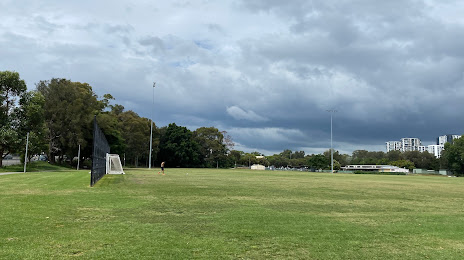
[{"xmin": 0, "ymin": 172, "xmax": 22, "ymax": 176}]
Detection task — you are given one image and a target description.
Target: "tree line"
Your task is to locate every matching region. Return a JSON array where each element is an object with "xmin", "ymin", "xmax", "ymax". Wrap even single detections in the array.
[
  {"xmin": 0, "ymin": 71, "xmax": 238, "ymax": 168},
  {"xmin": 239, "ymin": 149, "xmax": 432, "ymax": 171},
  {"xmin": 241, "ymin": 147, "xmax": 464, "ymax": 175},
  {"xmin": 2, "ymin": 70, "xmax": 464, "ymax": 175}
]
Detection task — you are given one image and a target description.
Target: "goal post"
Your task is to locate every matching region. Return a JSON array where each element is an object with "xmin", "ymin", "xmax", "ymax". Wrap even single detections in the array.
[{"xmin": 106, "ymin": 154, "xmax": 125, "ymax": 174}]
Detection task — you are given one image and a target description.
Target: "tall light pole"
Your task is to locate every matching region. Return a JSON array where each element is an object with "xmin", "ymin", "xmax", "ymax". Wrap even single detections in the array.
[
  {"xmin": 149, "ymin": 82, "xmax": 156, "ymax": 169},
  {"xmin": 327, "ymin": 110, "xmax": 337, "ymax": 173}
]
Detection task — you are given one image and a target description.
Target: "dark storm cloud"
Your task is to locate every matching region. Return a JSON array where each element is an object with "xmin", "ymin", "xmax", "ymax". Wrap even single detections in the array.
[
  {"xmin": 2, "ymin": 0, "xmax": 464, "ymax": 155},
  {"xmin": 233, "ymin": 0, "xmax": 464, "ymax": 148}
]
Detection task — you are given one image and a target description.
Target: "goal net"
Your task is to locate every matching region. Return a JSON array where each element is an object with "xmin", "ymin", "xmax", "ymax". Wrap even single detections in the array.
[{"xmin": 106, "ymin": 154, "xmax": 125, "ymax": 174}]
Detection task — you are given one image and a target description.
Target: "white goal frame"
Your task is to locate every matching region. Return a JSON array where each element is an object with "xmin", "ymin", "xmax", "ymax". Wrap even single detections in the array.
[{"xmin": 106, "ymin": 154, "xmax": 125, "ymax": 174}]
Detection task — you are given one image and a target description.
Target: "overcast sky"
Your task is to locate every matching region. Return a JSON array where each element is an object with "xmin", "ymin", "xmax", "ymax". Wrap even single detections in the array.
[{"xmin": 2, "ymin": 0, "xmax": 464, "ymax": 155}]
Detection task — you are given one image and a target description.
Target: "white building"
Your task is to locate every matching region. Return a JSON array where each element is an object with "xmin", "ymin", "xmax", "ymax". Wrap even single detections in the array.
[
  {"xmin": 385, "ymin": 135, "xmax": 461, "ymax": 158},
  {"xmin": 428, "ymin": 145, "xmax": 444, "ymax": 158},
  {"xmin": 386, "ymin": 141, "xmax": 402, "ymax": 152},
  {"xmin": 342, "ymin": 165, "xmax": 409, "ymax": 173},
  {"xmin": 251, "ymin": 164, "xmax": 265, "ymax": 170},
  {"xmin": 401, "ymin": 138, "xmax": 421, "ymax": 152},
  {"xmin": 437, "ymin": 134, "xmax": 461, "ymax": 146},
  {"xmin": 418, "ymin": 146, "xmax": 427, "ymax": 153}
]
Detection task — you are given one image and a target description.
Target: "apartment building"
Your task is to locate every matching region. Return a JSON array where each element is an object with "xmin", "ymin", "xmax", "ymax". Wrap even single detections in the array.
[
  {"xmin": 401, "ymin": 138, "xmax": 421, "ymax": 152},
  {"xmin": 386, "ymin": 134, "xmax": 461, "ymax": 158},
  {"xmin": 386, "ymin": 138, "xmax": 421, "ymax": 152},
  {"xmin": 418, "ymin": 146, "xmax": 427, "ymax": 153},
  {"xmin": 428, "ymin": 145, "xmax": 444, "ymax": 158},
  {"xmin": 386, "ymin": 141, "xmax": 402, "ymax": 152},
  {"xmin": 437, "ymin": 134, "xmax": 461, "ymax": 146}
]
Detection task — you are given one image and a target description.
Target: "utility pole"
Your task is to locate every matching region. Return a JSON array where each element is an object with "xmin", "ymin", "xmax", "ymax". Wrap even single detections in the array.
[
  {"xmin": 77, "ymin": 144, "xmax": 81, "ymax": 170},
  {"xmin": 24, "ymin": 132, "xmax": 29, "ymax": 173},
  {"xmin": 149, "ymin": 82, "xmax": 155, "ymax": 169},
  {"xmin": 327, "ymin": 110, "xmax": 337, "ymax": 173}
]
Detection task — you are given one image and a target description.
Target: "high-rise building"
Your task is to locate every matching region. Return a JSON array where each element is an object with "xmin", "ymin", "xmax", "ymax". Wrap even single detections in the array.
[
  {"xmin": 401, "ymin": 138, "xmax": 421, "ymax": 152},
  {"xmin": 418, "ymin": 146, "xmax": 427, "ymax": 153},
  {"xmin": 428, "ymin": 145, "xmax": 444, "ymax": 158},
  {"xmin": 386, "ymin": 141, "xmax": 402, "ymax": 152},
  {"xmin": 437, "ymin": 134, "xmax": 461, "ymax": 145},
  {"xmin": 385, "ymin": 135, "xmax": 461, "ymax": 159}
]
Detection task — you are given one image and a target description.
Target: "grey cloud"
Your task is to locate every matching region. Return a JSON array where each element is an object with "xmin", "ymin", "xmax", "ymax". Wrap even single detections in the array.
[
  {"xmin": 226, "ymin": 106, "xmax": 269, "ymax": 122},
  {"xmin": 2, "ymin": 0, "xmax": 464, "ymax": 156},
  {"xmin": 33, "ymin": 16, "xmax": 61, "ymax": 34},
  {"xmin": 228, "ymin": 127, "xmax": 308, "ymax": 151},
  {"xmin": 138, "ymin": 36, "xmax": 166, "ymax": 54},
  {"xmin": 103, "ymin": 23, "xmax": 134, "ymax": 35},
  {"xmin": 207, "ymin": 23, "xmax": 223, "ymax": 33}
]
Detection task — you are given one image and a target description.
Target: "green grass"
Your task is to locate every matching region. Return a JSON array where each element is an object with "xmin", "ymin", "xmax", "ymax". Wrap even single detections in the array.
[
  {"xmin": 0, "ymin": 161, "xmax": 72, "ymax": 173},
  {"xmin": 1, "ymin": 168, "xmax": 464, "ymax": 259}
]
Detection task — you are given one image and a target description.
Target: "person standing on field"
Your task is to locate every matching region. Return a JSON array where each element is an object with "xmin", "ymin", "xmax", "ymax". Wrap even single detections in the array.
[{"xmin": 158, "ymin": 161, "xmax": 165, "ymax": 175}]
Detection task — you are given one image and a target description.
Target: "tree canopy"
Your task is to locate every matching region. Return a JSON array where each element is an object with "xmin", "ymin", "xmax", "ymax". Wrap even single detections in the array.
[
  {"xmin": 37, "ymin": 78, "xmax": 103, "ymax": 163},
  {"xmin": 442, "ymin": 137, "xmax": 464, "ymax": 176},
  {"xmin": 159, "ymin": 123, "xmax": 201, "ymax": 167},
  {"xmin": 0, "ymin": 71, "xmax": 27, "ymax": 166}
]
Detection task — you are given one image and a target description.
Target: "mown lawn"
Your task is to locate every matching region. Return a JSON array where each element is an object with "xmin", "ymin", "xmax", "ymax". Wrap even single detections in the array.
[
  {"xmin": 0, "ymin": 161, "xmax": 72, "ymax": 173},
  {"xmin": 1, "ymin": 168, "xmax": 464, "ymax": 259}
]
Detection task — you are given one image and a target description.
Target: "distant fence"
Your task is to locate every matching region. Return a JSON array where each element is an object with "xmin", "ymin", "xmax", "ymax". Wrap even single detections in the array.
[
  {"xmin": 90, "ymin": 116, "xmax": 110, "ymax": 186},
  {"xmin": 412, "ymin": 169, "xmax": 452, "ymax": 176},
  {"xmin": 1, "ymin": 158, "xmax": 21, "ymax": 166}
]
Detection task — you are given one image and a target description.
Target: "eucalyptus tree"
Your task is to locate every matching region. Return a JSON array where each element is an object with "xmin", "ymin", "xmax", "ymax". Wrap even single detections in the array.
[
  {"xmin": 158, "ymin": 123, "xmax": 201, "ymax": 167},
  {"xmin": 37, "ymin": 78, "xmax": 101, "ymax": 163},
  {"xmin": 193, "ymin": 127, "xmax": 228, "ymax": 167},
  {"xmin": 15, "ymin": 90, "xmax": 47, "ymax": 162},
  {"xmin": 442, "ymin": 137, "xmax": 464, "ymax": 176},
  {"xmin": 117, "ymin": 110, "xmax": 152, "ymax": 167},
  {"xmin": 0, "ymin": 71, "xmax": 27, "ymax": 166}
]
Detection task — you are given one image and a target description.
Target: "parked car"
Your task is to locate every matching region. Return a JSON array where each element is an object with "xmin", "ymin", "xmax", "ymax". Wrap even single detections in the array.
[{"xmin": 4, "ymin": 154, "xmax": 13, "ymax": 160}]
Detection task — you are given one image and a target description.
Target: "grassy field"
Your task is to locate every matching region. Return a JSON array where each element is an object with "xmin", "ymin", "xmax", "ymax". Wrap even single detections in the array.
[
  {"xmin": 1, "ymin": 168, "xmax": 464, "ymax": 259},
  {"xmin": 0, "ymin": 161, "xmax": 72, "ymax": 173}
]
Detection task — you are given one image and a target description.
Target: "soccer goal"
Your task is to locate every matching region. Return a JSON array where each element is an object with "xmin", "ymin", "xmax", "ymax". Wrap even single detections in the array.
[{"xmin": 106, "ymin": 154, "xmax": 125, "ymax": 174}]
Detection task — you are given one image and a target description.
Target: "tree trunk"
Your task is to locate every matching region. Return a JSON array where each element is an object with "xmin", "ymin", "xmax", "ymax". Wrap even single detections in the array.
[
  {"xmin": 49, "ymin": 151, "xmax": 55, "ymax": 164},
  {"xmin": 48, "ymin": 134, "xmax": 56, "ymax": 164}
]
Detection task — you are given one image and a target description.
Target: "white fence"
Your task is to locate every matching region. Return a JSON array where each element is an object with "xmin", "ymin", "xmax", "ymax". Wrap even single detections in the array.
[{"xmin": 2, "ymin": 158, "xmax": 21, "ymax": 166}]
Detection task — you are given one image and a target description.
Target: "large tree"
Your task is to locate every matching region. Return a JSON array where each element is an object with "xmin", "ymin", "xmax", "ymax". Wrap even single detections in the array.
[
  {"xmin": 96, "ymin": 100, "xmax": 127, "ymax": 157},
  {"xmin": 0, "ymin": 71, "xmax": 27, "ymax": 166},
  {"xmin": 228, "ymin": 150, "xmax": 244, "ymax": 167},
  {"xmin": 402, "ymin": 151, "xmax": 438, "ymax": 170},
  {"xmin": 308, "ymin": 154, "xmax": 329, "ymax": 170},
  {"xmin": 15, "ymin": 91, "xmax": 47, "ymax": 162},
  {"xmin": 323, "ymin": 150, "xmax": 350, "ymax": 166},
  {"xmin": 267, "ymin": 154, "xmax": 289, "ymax": 168},
  {"xmin": 159, "ymin": 123, "xmax": 201, "ymax": 167},
  {"xmin": 37, "ymin": 78, "xmax": 102, "ymax": 163},
  {"xmin": 442, "ymin": 137, "xmax": 464, "ymax": 176},
  {"xmin": 193, "ymin": 127, "xmax": 228, "ymax": 168},
  {"xmin": 118, "ymin": 110, "xmax": 152, "ymax": 167}
]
